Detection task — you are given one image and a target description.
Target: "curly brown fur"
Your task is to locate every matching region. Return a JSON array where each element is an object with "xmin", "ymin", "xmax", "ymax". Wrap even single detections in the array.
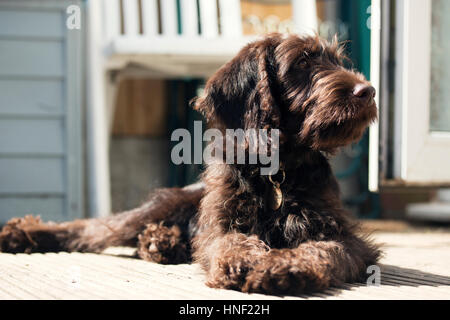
[
  {"xmin": 0, "ymin": 184, "xmax": 203, "ymax": 254},
  {"xmin": 192, "ymin": 33, "xmax": 380, "ymax": 294},
  {"xmin": 0, "ymin": 34, "xmax": 380, "ymax": 296},
  {"xmin": 137, "ymin": 222, "xmax": 190, "ymax": 264}
]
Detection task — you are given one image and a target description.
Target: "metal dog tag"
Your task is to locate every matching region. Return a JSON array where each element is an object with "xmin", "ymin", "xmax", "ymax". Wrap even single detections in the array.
[
  {"xmin": 268, "ymin": 169, "xmax": 285, "ymax": 211},
  {"xmin": 270, "ymin": 184, "xmax": 283, "ymax": 211}
]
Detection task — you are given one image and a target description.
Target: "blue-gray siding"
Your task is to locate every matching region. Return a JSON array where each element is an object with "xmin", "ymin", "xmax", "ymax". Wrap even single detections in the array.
[{"xmin": 0, "ymin": 1, "xmax": 83, "ymax": 223}]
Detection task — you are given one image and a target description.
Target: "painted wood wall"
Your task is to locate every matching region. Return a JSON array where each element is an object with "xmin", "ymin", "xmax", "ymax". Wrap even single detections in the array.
[{"xmin": 0, "ymin": 1, "xmax": 83, "ymax": 223}]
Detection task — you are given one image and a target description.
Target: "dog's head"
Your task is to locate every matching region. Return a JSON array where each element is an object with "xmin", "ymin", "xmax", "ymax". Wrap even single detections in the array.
[{"xmin": 194, "ymin": 33, "xmax": 377, "ymax": 153}]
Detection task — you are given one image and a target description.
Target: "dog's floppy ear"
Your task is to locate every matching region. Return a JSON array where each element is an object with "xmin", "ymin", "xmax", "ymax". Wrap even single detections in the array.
[{"xmin": 193, "ymin": 37, "xmax": 281, "ymax": 132}]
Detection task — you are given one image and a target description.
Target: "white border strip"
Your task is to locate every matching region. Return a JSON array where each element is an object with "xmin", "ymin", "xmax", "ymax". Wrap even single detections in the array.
[{"xmin": 369, "ymin": 0, "xmax": 381, "ymax": 192}]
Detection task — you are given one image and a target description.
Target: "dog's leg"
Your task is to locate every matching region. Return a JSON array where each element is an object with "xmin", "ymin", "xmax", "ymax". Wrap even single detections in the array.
[
  {"xmin": 0, "ymin": 184, "xmax": 203, "ymax": 254},
  {"xmin": 0, "ymin": 208, "xmax": 154, "ymax": 254},
  {"xmin": 242, "ymin": 237, "xmax": 380, "ymax": 295},
  {"xmin": 195, "ymin": 233, "xmax": 271, "ymax": 291}
]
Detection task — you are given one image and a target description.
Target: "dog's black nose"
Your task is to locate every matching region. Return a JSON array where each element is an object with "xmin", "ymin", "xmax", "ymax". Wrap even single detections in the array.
[{"xmin": 353, "ymin": 84, "xmax": 376, "ymax": 100}]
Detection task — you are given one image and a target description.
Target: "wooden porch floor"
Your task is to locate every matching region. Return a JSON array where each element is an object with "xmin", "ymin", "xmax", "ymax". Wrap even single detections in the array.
[{"xmin": 1, "ymin": 230, "xmax": 450, "ymax": 300}]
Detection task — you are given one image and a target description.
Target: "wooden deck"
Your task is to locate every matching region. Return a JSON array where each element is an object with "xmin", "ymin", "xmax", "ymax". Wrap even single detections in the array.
[{"xmin": 1, "ymin": 231, "xmax": 450, "ymax": 300}]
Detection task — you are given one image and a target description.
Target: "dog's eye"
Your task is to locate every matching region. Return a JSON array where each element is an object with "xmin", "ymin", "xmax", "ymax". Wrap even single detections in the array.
[{"xmin": 299, "ymin": 58, "xmax": 309, "ymax": 69}]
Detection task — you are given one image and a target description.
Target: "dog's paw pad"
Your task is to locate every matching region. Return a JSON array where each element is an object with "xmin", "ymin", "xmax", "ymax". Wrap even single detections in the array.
[{"xmin": 137, "ymin": 223, "xmax": 188, "ymax": 264}]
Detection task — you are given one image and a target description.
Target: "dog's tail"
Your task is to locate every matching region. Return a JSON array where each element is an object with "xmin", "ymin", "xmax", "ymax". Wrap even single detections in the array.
[{"xmin": 0, "ymin": 183, "xmax": 204, "ymax": 254}]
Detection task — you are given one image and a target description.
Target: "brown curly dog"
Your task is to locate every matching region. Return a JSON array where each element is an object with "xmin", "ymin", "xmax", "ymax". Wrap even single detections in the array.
[{"xmin": 0, "ymin": 33, "xmax": 380, "ymax": 296}]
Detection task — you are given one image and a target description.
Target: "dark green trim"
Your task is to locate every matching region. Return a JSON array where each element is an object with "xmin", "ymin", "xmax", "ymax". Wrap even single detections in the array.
[{"xmin": 176, "ymin": 0, "xmax": 182, "ymax": 34}]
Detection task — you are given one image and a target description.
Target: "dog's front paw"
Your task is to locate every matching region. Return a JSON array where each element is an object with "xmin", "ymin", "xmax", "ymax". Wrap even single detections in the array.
[
  {"xmin": 0, "ymin": 215, "xmax": 42, "ymax": 253},
  {"xmin": 137, "ymin": 222, "xmax": 189, "ymax": 264},
  {"xmin": 205, "ymin": 234, "xmax": 270, "ymax": 291},
  {"xmin": 242, "ymin": 249, "xmax": 329, "ymax": 295},
  {"xmin": 206, "ymin": 254, "xmax": 254, "ymax": 290}
]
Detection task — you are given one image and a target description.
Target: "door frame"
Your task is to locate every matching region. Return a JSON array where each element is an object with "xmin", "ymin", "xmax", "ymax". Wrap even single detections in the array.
[{"xmin": 393, "ymin": 0, "xmax": 450, "ymax": 184}]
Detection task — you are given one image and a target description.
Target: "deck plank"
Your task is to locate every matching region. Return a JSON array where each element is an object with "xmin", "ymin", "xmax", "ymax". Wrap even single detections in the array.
[{"xmin": 0, "ymin": 232, "xmax": 449, "ymax": 299}]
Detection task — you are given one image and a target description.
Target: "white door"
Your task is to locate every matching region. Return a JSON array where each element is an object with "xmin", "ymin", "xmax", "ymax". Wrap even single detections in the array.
[
  {"xmin": 370, "ymin": 0, "xmax": 450, "ymax": 189},
  {"xmin": 394, "ymin": 0, "xmax": 450, "ymax": 184}
]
